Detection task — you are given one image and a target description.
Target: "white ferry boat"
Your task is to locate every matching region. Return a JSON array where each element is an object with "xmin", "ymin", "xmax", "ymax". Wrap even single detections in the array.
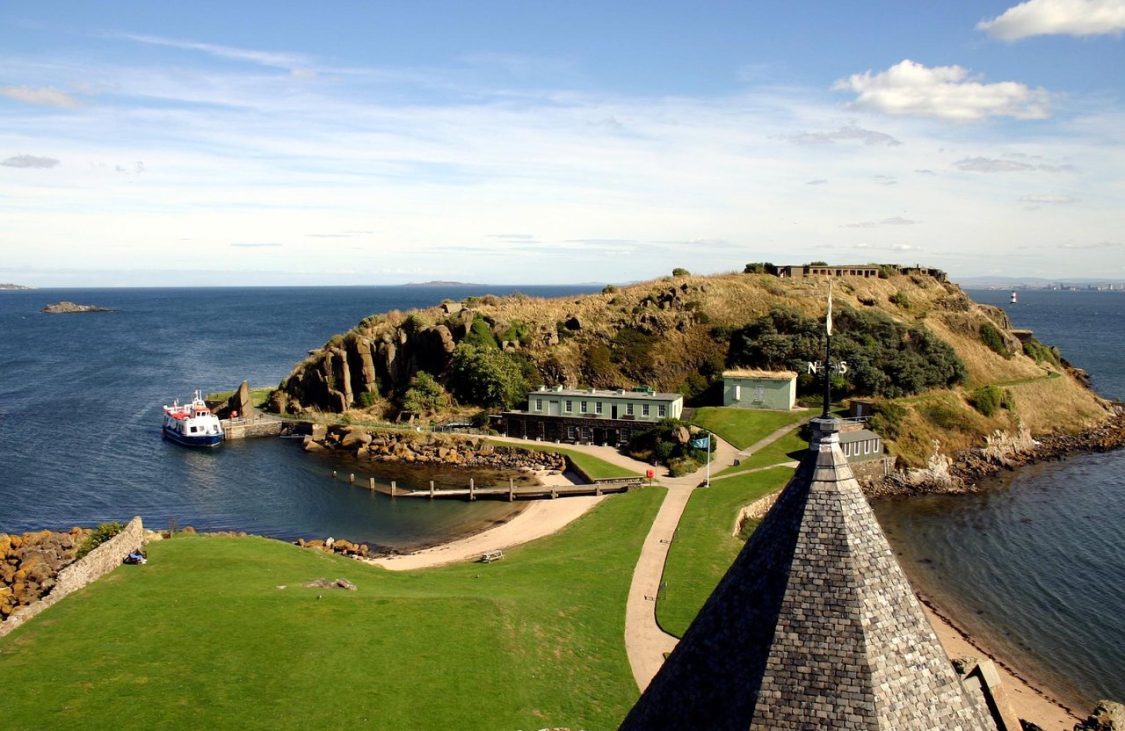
[{"xmin": 162, "ymin": 391, "xmax": 224, "ymax": 448}]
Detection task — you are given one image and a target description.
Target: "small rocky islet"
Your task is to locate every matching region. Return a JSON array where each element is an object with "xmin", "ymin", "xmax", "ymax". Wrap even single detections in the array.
[{"xmin": 40, "ymin": 300, "xmax": 113, "ymax": 314}]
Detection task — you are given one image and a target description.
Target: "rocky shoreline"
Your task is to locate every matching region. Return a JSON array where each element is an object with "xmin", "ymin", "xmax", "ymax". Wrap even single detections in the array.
[
  {"xmin": 869, "ymin": 404, "xmax": 1125, "ymax": 498},
  {"xmin": 302, "ymin": 424, "xmax": 567, "ymax": 476},
  {"xmin": 1, "ymin": 527, "xmax": 91, "ymax": 620}
]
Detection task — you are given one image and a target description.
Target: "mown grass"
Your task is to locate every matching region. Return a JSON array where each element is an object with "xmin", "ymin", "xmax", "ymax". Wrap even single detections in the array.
[
  {"xmin": 488, "ymin": 440, "xmax": 640, "ymax": 480},
  {"xmin": 689, "ymin": 407, "xmax": 808, "ymax": 450},
  {"xmin": 655, "ymin": 467, "xmax": 793, "ymax": 638},
  {"xmin": 0, "ymin": 488, "xmax": 663, "ymax": 731},
  {"xmin": 718, "ymin": 429, "xmax": 808, "ymax": 476}
]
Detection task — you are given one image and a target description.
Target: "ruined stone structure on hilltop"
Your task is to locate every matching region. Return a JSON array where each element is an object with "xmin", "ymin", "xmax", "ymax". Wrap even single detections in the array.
[{"xmin": 621, "ymin": 418, "xmax": 994, "ymax": 730}]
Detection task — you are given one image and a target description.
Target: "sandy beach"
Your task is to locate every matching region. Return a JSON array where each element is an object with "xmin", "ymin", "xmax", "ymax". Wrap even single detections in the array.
[
  {"xmin": 922, "ymin": 593, "xmax": 1084, "ymax": 729},
  {"xmin": 366, "ymin": 470, "xmax": 605, "ymax": 571}
]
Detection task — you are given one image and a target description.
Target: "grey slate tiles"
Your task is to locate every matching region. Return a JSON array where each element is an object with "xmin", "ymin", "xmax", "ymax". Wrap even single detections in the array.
[{"xmin": 621, "ymin": 418, "xmax": 993, "ymax": 731}]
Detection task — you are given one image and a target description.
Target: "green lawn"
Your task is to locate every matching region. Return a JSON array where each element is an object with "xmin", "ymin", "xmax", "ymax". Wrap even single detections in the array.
[
  {"xmin": 689, "ymin": 407, "xmax": 808, "ymax": 450},
  {"xmin": 489, "ymin": 440, "xmax": 641, "ymax": 480},
  {"xmin": 0, "ymin": 488, "xmax": 663, "ymax": 730},
  {"xmin": 656, "ymin": 467, "xmax": 793, "ymax": 638},
  {"xmin": 717, "ymin": 429, "xmax": 808, "ymax": 476}
]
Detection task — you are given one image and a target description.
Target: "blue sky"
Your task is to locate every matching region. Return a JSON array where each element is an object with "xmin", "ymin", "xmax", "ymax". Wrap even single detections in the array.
[{"xmin": 2, "ymin": 0, "xmax": 1123, "ymax": 286}]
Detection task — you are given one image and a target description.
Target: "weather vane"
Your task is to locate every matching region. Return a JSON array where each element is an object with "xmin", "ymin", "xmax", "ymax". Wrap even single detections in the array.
[{"xmin": 805, "ymin": 281, "xmax": 847, "ymax": 418}]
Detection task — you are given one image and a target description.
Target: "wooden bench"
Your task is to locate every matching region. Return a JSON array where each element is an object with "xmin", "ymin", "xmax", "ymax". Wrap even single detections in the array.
[{"xmin": 479, "ymin": 550, "xmax": 504, "ymax": 564}]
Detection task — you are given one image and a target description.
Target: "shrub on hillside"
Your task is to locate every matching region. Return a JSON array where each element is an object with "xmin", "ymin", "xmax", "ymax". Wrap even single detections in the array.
[
  {"xmin": 76, "ymin": 522, "xmax": 125, "ymax": 560},
  {"xmin": 867, "ymin": 400, "xmax": 907, "ymax": 440},
  {"xmin": 402, "ymin": 372, "xmax": 449, "ymax": 414},
  {"xmin": 968, "ymin": 385, "xmax": 1014, "ymax": 416},
  {"xmin": 979, "ymin": 322, "xmax": 1010, "ymax": 357},
  {"xmin": 1022, "ymin": 337, "xmax": 1060, "ymax": 366},
  {"xmin": 728, "ymin": 307, "xmax": 966, "ymax": 399},
  {"xmin": 611, "ymin": 327, "xmax": 658, "ymax": 377},
  {"xmin": 463, "ymin": 315, "xmax": 499, "ymax": 349},
  {"xmin": 672, "ymin": 267, "xmax": 691, "ymax": 277},
  {"xmin": 889, "ymin": 291, "xmax": 910, "ymax": 309},
  {"xmin": 449, "ymin": 344, "xmax": 528, "ymax": 409}
]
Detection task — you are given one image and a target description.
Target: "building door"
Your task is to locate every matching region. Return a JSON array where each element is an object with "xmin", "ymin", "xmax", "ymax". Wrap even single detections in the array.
[
  {"xmin": 611, "ymin": 404, "xmax": 618, "ymax": 419},
  {"xmin": 548, "ymin": 400, "xmax": 560, "ymax": 416}
]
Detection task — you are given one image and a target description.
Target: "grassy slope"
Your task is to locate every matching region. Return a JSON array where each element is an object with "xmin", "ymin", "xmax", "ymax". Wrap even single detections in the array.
[
  {"xmin": 656, "ymin": 467, "xmax": 793, "ymax": 638},
  {"xmin": 718, "ymin": 429, "xmax": 808, "ymax": 476},
  {"xmin": 206, "ymin": 386, "xmax": 274, "ymax": 409},
  {"xmin": 0, "ymin": 489, "xmax": 662, "ymax": 731},
  {"xmin": 690, "ymin": 407, "xmax": 808, "ymax": 450}
]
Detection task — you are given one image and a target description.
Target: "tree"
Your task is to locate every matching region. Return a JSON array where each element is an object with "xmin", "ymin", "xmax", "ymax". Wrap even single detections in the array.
[
  {"xmin": 401, "ymin": 372, "xmax": 449, "ymax": 414},
  {"xmin": 672, "ymin": 267, "xmax": 691, "ymax": 277},
  {"xmin": 449, "ymin": 343, "xmax": 529, "ymax": 409}
]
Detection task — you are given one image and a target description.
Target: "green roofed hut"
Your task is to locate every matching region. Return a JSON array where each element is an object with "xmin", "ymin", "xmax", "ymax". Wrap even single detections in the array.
[{"xmin": 722, "ymin": 369, "xmax": 797, "ymax": 411}]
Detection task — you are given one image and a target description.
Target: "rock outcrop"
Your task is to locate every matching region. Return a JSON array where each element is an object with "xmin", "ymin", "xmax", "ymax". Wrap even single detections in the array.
[
  {"xmin": 0, "ymin": 527, "xmax": 89, "ymax": 619},
  {"xmin": 41, "ymin": 301, "xmax": 112, "ymax": 313},
  {"xmin": 303, "ymin": 426, "xmax": 566, "ymax": 473},
  {"xmin": 1074, "ymin": 701, "xmax": 1125, "ymax": 731}
]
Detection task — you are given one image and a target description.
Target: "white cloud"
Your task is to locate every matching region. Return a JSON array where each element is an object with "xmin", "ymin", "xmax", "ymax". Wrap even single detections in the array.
[
  {"xmin": 115, "ymin": 33, "xmax": 311, "ymax": 72},
  {"xmin": 956, "ymin": 157, "xmax": 1036, "ymax": 172},
  {"xmin": 1, "ymin": 85, "xmax": 80, "ymax": 108},
  {"xmin": 784, "ymin": 124, "xmax": 900, "ymax": 146},
  {"xmin": 844, "ymin": 216, "xmax": 920, "ymax": 228},
  {"xmin": 2, "ymin": 154, "xmax": 60, "ymax": 169},
  {"xmin": 834, "ymin": 59, "xmax": 1050, "ymax": 121},
  {"xmin": 979, "ymin": 0, "xmax": 1125, "ymax": 40},
  {"xmin": 1020, "ymin": 194, "xmax": 1076, "ymax": 204}
]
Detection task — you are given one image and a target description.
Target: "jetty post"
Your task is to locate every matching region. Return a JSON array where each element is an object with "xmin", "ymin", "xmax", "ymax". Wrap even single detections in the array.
[
  {"xmin": 349, "ymin": 473, "xmax": 355, "ymax": 484},
  {"xmin": 430, "ymin": 480, "xmax": 435, "ymax": 499},
  {"xmin": 469, "ymin": 478, "xmax": 476, "ymax": 501},
  {"xmin": 390, "ymin": 480, "xmax": 396, "ymax": 498},
  {"xmin": 509, "ymin": 478, "xmax": 514, "ymax": 502},
  {"xmin": 369, "ymin": 477, "xmax": 375, "ymax": 492}
]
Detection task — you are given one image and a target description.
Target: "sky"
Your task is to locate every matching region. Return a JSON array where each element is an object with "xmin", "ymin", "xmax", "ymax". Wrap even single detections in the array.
[{"xmin": 1, "ymin": 0, "xmax": 1124, "ymax": 286}]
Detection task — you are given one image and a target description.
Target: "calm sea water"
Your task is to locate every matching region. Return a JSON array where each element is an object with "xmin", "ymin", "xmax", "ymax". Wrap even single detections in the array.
[
  {"xmin": 0, "ymin": 285, "xmax": 593, "ymax": 547},
  {"xmin": 876, "ymin": 289, "xmax": 1125, "ymax": 708}
]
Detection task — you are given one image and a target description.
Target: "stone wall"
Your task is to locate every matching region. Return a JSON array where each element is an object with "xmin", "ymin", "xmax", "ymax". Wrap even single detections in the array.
[{"xmin": 0, "ymin": 516, "xmax": 144, "ymax": 638}]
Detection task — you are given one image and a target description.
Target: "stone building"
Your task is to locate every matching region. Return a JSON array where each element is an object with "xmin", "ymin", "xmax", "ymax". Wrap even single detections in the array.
[
  {"xmin": 721, "ymin": 369, "xmax": 797, "ymax": 411},
  {"xmin": 621, "ymin": 418, "xmax": 994, "ymax": 730},
  {"xmin": 776, "ymin": 263, "xmax": 880, "ymax": 278},
  {"xmin": 500, "ymin": 386, "xmax": 683, "ymax": 446}
]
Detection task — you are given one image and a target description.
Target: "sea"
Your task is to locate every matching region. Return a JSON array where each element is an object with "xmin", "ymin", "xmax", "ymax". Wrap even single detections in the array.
[
  {"xmin": 0, "ymin": 285, "xmax": 593, "ymax": 547},
  {"xmin": 1, "ymin": 285, "xmax": 1122, "ymax": 707},
  {"xmin": 876, "ymin": 289, "xmax": 1125, "ymax": 710}
]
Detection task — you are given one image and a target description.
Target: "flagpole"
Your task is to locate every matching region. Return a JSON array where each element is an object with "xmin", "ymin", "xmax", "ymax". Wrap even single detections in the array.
[
  {"xmin": 705, "ymin": 431, "xmax": 711, "ymax": 488},
  {"xmin": 822, "ymin": 282, "xmax": 833, "ymax": 419}
]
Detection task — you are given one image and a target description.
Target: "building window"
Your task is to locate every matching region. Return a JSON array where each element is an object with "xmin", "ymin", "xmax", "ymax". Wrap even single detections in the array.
[
  {"xmin": 534, "ymin": 398, "xmax": 542, "ymax": 412},
  {"xmin": 734, "ymin": 384, "xmax": 741, "ymax": 401},
  {"xmin": 864, "ymin": 440, "xmax": 870, "ymax": 455},
  {"xmin": 658, "ymin": 405, "xmax": 666, "ymax": 417},
  {"xmin": 565, "ymin": 400, "xmax": 573, "ymax": 412},
  {"xmin": 642, "ymin": 404, "xmax": 650, "ymax": 417},
  {"xmin": 580, "ymin": 400, "xmax": 588, "ymax": 413},
  {"xmin": 626, "ymin": 403, "xmax": 634, "ymax": 416},
  {"xmin": 595, "ymin": 401, "xmax": 603, "ymax": 414},
  {"xmin": 567, "ymin": 426, "xmax": 576, "ymax": 440}
]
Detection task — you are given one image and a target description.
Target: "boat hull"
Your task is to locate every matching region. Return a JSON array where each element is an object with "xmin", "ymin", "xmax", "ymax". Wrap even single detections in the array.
[{"xmin": 163, "ymin": 426, "xmax": 223, "ymax": 448}]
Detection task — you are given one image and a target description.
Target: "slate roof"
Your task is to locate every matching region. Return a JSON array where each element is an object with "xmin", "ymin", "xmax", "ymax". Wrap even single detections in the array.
[{"xmin": 620, "ymin": 418, "xmax": 993, "ymax": 731}]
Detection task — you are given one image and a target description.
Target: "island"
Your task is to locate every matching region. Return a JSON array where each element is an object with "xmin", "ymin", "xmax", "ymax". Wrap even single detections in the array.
[
  {"xmin": 41, "ymin": 301, "xmax": 113, "ymax": 314},
  {"xmin": 0, "ymin": 283, "xmax": 31, "ymax": 290}
]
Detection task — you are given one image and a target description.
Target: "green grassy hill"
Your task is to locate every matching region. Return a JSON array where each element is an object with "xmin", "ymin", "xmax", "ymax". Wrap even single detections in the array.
[{"xmin": 0, "ymin": 489, "xmax": 662, "ymax": 730}]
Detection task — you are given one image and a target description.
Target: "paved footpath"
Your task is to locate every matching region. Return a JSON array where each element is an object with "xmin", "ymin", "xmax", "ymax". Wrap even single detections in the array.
[{"xmin": 622, "ymin": 419, "xmax": 808, "ymax": 691}]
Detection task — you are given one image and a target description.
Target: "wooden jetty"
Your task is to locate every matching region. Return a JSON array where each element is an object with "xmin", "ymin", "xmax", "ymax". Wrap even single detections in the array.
[{"xmin": 328, "ymin": 471, "xmax": 643, "ymax": 502}]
